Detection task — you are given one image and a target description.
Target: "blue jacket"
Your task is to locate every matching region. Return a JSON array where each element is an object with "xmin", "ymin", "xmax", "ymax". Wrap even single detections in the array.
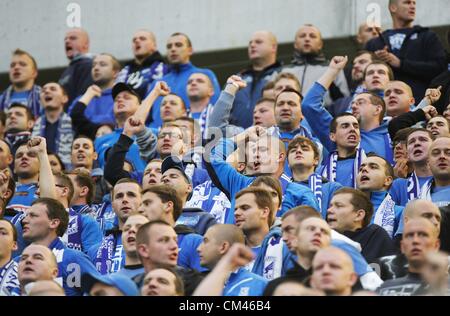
[
  {"xmin": 389, "ymin": 176, "xmax": 433, "ymax": 206},
  {"xmin": 176, "ymin": 208, "xmax": 217, "ymax": 236},
  {"xmin": 95, "ymin": 128, "xmax": 147, "ymax": 173},
  {"xmin": 294, "ymin": 179, "xmax": 343, "ymax": 218},
  {"xmin": 7, "ymin": 183, "xmax": 38, "ymax": 213},
  {"xmin": 230, "ymin": 62, "xmax": 282, "ymax": 128},
  {"xmin": 251, "ymin": 227, "xmax": 295, "ymax": 280},
  {"xmin": 207, "ymin": 138, "xmax": 319, "ymax": 224},
  {"xmin": 58, "ymin": 54, "xmax": 93, "ymax": 106},
  {"xmin": 68, "ymin": 88, "xmax": 115, "ymax": 125},
  {"xmin": 48, "ymin": 238, "xmax": 100, "ymax": 296},
  {"xmin": 302, "ymin": 82, "xmax": 394, "ymax": 164},
  {"xmin": 186, "ymin": 180, "xmax": 231, "ymax": 224},
  {"xmin": 147, "ymin": 63, "xmax": 220, "ymax": 129},
  {"xmin": 176, "ymin": 228, "xmax": 206, "ymax": 272},
  {"xmin": 66, "ymin": 208, "xmax": 103, "ymax": 254},
  {"xmin": 0, "ymin": 260, "xmax": 20, "ymax": 296},
  {"xmin": 223, "ymin": 268, "xmax": 268, "ymax": 296},
  {"xmin": 72, "ymin": 201, "xmax": 115, "ymax": 235}
]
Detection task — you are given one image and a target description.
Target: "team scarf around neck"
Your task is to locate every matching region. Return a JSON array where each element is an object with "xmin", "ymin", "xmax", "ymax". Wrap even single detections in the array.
[
  {"xmin": 261, "ymin": 235, "xmax": 284, "ymax": 280},
  {"xmin": 61, "ymin": 210, "xmax": 83, "ymax": 252},
  {"xmin": 322, "ymin": 146, "xmax": 366, "ymax": 188},
  {"xmin": 0, "ymin": 260, "xmax": 20, "ymax": 296},
  {"xmin": 189, "ymin": 103, "xmax": 214, "ymax": 140},
  {"xmin": 94, "ymin": 230, "xmax": 121, "ymax": 274},
  {"xmin": 33, "ymin": 112, "xmax": 73, "ymax": 168},
  {"xmin": 308, "ymin": 173, "xmax": 323, "ymax": 213},
  {"xmin": 373, "ymin": 193, "xmax": 397, "ymax": 238},
  {"xmin": 407, "ymin": 172, "xmax": 421, "ymax": 202},
  {"xmin": 0, "ymin": 85, "xmax": 42, "ymax": 117}
]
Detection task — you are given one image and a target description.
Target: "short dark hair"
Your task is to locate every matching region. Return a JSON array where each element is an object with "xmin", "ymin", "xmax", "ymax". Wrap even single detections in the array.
[
  {"xmin": 5, "ymin": 174, "xmax": 16, "ymax": 206},
  {"xmin": 262, "ymin": 81, "xmax": 275, "ymax": 93},
  {"xmin": 235, "ymin": 187, "xmax": 275, "ymax": 227},
  {"xmin": 333, "ymin": 188, "xmax": 374, "ymax": 228},
  {"xmin": 142, "ymin": 185, "xmax": 183, "ymax": 221},
  {"xmin": 112, "ymin": 178, "xmax": 141, "ymax": 200},
  {"xmin": 275, "ymin": 87, "xmax": 304, "ymax": 104},
  {"xmin": 13, "ymin": 48, "xmax": 38, "ymax": 71},
  {"xmin": 330, "ymin": 113, "xmax": 357, "ymax": 134},
  {"xmin": 273, "ymin": 72, "xmax": 302, "ymax": 92},
  {"xmin": 136, "ymin": 220, "xmax": 173, "ymax": 248},
  {"xmin": 393, "ymin": 127, "xmax": 414, "ymax": 145},
  {"xmin": 67, "ymin": 169, "xmax": 95, "ymax": 205},
  {"xmin": 354, "ymin": 50, "xmax": 376, "ymax": 61},
  {"xmin": 163, "ymin": 93, "xmax": 186, "ymax": 111},
  {"xmin": 255, "ymin": 98, "xmax": 275, "ymax": 107},
  {"xmin": 366, "ymin": 152, "xmax": 394, "ymax": 179},
  {"xmin": 406, "ymin": 128, "xmax": 434, "ymax": 146},
  {"xmin": 31, "ymin": 198, "xmax": 69, "ymax": 237},
  {"xmin": 357, "ymin": 92, "xmax": 386, "ymax": 124},
  {"xmin": 170, "ymin": 32, "xmax": 192, "ymax": 48},
  {"xmin": 0, "ymin": 219, "xmax": 18, "ymax": 242},
  {"xmin": 281, "ymin": 205, "xmax": 320, "ymax": 222},
  {"xmin": 251, "ymin": 176, "xmax": 283, "ymax": 211},
  {"xmin": 8, "ymin": 103, "xmax": 34, "ymax": 121}
]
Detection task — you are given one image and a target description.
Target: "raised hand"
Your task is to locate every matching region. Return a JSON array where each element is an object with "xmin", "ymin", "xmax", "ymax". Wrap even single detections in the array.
[
  {"xmin": 329, "ymin": 56, "xmax": 348, "ymax": 70},
  {"xmin": 152, "ymin": 81, "xmax": 171, "ymax": 97},
  {"xmin": 123, "ymin": 116, "xmax": 145, "ymax": 137},
  {"xmin": 27, "ymin": 136, "xmax": 47, "ymax": 155},
  {"xmin": 424, "ymin": 86, "xmax": 442, "ymax": 104},
  {"xmin": 422, "ymin": 105, "xmax": 438, "ymax": 121},
  {"xmin": 221, "ymin": 243, "xmax": 254, "ymax": 271}
]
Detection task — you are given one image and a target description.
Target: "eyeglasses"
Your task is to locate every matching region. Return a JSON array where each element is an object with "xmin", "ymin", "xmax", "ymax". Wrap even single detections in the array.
[{"xmin": 157, "ymin": 132, "xmax": 183, "ymax": 140}]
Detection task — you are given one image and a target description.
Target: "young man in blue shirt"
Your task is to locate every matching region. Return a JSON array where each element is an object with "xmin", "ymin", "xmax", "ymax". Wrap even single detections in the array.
[{"xmin": 390, "ymin": 128, "xmax": 434, "ymax": 206}]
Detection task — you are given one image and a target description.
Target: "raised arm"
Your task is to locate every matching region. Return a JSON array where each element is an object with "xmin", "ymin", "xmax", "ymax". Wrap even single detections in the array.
[{"xmin": 28, "ymin": 137, "xmax": 57, "ymax": 199}]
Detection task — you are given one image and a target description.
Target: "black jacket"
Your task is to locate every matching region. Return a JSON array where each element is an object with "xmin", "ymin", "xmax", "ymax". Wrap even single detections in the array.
[
  {"xmin": 388, "ymin": 108, "xmax": 426, "ymax": 140},
  {"xmin": 59, "ymin": 55, "xmax": 94, "ymax": 108},
  {"xmin": 343, "ymin": 224, "xmax": 397, "ymax": 264},
  {"xmin": 366, "ymin": 26, "xmax": 447, "ymax": 101}
]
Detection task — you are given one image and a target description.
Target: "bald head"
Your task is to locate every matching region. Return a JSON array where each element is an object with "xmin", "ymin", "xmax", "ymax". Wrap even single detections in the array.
[
  {"xmin": 248, "ymin": 31, "xmax": 278, "ymax": 67},
  {"xmin": 64, "ymin": 28, "xmax": 90, "ymax": 60},
  {"xmin": 19, "ymin": 244, "xmax": 59, "ymax": 287},
  {"xmin": 294, "ymin": 24, "xmax": 323, "ymax": 54},
  {"xmin": 404, "ymin": 218, "xmax": 440, "ymax": 240},
  {"xmin": 404, "ymin": 199, "xmax": 441, "ymax": 232},
  {"xmin": 27, "ymin": 280, "xmax": 65, "ymax": 296},
  {"xmin": 311, "ymin": 247, "xmax": 357, "ymax": 296},
  {"xmin": 207, "ymin": 224, "xmax": 245, "ymax": 245}
]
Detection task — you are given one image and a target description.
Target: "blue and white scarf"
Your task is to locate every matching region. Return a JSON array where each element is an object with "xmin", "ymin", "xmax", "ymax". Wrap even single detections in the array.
[
  {"xmin": 93, "ymin": 229, "xmax": 123, "ymax": 275},
  {"xmin": 189, "ymin": 103, "xmax": 214, "ymax": 140},
  {"xmin": 308, "ymin": 173, "xmax": 323, "ymax": 213},
  {"xmin": 322, "ymin": 146, "xmax": 366, "ymax": 188},
  {"xmin": 61, "ymin": 209, "xmax": 83, "ymax": 252},
  {"xmin": 0, "ymin": 85, "xmax": 42, "ymax": 117},
  {"xmin": 373, "ymin": 193, "xmax": 397, "ymax": 238},
  {"xmin": 0, "ymin": 260, "xmax": 20, "ymax": 296},
  {"xmin": 406, "ymin": 172, "xmax": 421, "ymax": 202},
  {"xmin": 420, "ymin": 179, "xmax": 450, "ymax": 207},
  {"xmin": 261, "ymin": 235, "xmax": 284, "ymax": 280},
  {"xmin": 32, "ymin": 112, "xmax": 73, "ymax": 168}
]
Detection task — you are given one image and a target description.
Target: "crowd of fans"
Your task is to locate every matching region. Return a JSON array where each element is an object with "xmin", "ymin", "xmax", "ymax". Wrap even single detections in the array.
[{"xmin": 1, "ymin": 0, "xmax": 450, "ymax": 296}]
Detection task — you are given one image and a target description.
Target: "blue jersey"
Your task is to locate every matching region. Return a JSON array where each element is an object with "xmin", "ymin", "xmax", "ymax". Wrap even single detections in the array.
[
  {"xmin": 186, "ymin": 180, "xmax": 231, "ymax": 224},
  {"xmin": 302, "ymin": 82, "xmax": 394, "ymax": 164},
  {"xmin": 223, "ymin": 268, "xmax": 268, "ymax": 296},
  {"xmin": 95, "ymin": 129, "xmax": 146, "ymax": 173},
  {"xmin": 49, "ymin": 238, "xmax": 101, "ymax": 296},
  {"xmin": 209, "ymin": 138, "xmax": 319, "ymax": 224},
  {"xmin": 177, "ymin": 232, "xmax": 206, "ymax": 272},
  {"xmin": 68, "ymin": 89, "xmax": 115, "ymax": 125},
  {"xmin": 0, "ymin": 260, "xmax": 20, "ymax": 296},
  {"xmin": 8, "ymin": 183, "xmax": 38, "ymax": 213},
  {"xmin": 430, "ymin": 185, "xmax": 450, "ymax": 207},
  {"xmin": 146, "ymin": 63, "xmax": 220, "ymax": 129},
  {"xmin": 390, "ymin": 175, "xmax": 433, "ymax": 206},
  {"xmin": 370, "ymin": 191, "xmax": 404, "ymax": 238},
  {"xmin": 71, "ymin": 202, "xmax": 115, "ymax": 235},
  {"xmin": 63, "ymin": 209, "xmax": 103, "ymax": 254},
  {"xmin": 113, "ymin": 265, "xmax": 145, "ymax": 280}
]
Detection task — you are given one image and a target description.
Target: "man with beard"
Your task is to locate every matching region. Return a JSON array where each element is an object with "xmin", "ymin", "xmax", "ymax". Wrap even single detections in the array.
[
  {"xmin": 69, "ymin": 53, "xmax": 122, "ymax": 129},
  {"xmin": 116, "ymin": 29, "xmax": 168, "ymax": 100},
  {"xmin": 31, "ymin": 82, "xmax": 73, "ymax": 168}
]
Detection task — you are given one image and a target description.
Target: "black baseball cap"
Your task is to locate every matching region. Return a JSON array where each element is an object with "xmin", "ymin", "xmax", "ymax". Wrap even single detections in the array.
[
  {"xmin": 112, "ymin": 82, "xmax": 141, "ymax": 102},
  {"xmin": 161, "ymin": 156, "xmax": 191, "ymax": 184}
]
